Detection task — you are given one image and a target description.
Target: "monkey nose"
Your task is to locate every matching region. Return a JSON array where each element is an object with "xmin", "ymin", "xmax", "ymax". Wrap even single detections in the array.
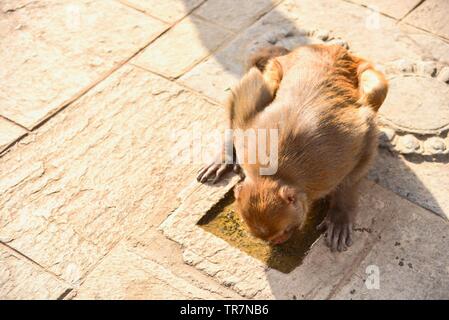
[{"xmin": 270, "ymin": 234, "xmax": 289, "ymax": 245}]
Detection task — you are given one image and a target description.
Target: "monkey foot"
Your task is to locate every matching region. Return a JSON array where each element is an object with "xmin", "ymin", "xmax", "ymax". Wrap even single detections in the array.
[
  {"xmin": 317, "ymin": 218, "xmax": 353, "ymax": 252},
  {"xmin": 197, "ymin": 163, "xmax": 243, "ymax": 184}
]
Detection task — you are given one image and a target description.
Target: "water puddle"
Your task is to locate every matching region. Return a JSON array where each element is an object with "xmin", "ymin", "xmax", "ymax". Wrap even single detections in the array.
[{"xmin": 198, "ymin": 190, "xmax": 328, "ymax": 273}]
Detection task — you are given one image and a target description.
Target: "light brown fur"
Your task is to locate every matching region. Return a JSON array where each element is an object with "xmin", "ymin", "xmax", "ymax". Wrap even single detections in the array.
[{"xmin": 198, "ymin": 44, "xmax": 388, "ymax": 251}]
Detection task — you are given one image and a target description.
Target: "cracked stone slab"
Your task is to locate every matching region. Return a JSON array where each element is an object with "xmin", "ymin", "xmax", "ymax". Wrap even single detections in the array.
[
  {"xmin": 161, "ymin": 178, "xmax": 435, "ymax": 299},
  {"xmin": 73, "ymin": 241, "xmax": 233, "ymax": 299},
  {"xmin": 0, "ymin": 0, "xmax": 167, "ymax": 129},
  {"xmin": 75, "ymin": 229, "xmax": 242, "ymax": 299},
  {"xmin": 0, "ymin": 244, "xmax": 72, "ymax": 299},
  {"xmin": 348, "ymin": 0, "xmax": 421, "ymax": 19},
  {"xmin": 194, "ymin": 0, "xmax": 281, "ymax": 32},
  {"xmin": 180, "ymin": 0, "xmax": 449, "ymax": 103},
  {"xmin": 119, "ymin": 0, "xmax": 204, "ymax": 23},
  {"xmin": 369, "ymin": 148, "xmax": 449, "ymax": 219},
  {"xmin": 403, "ymin": 0, "xmax": 449, "ymax": 40},
  {"xmin": 0, "ymin": 64, "xmax": 228, "ymax": 284},
  {"xmin": 0, "ymin": 118, "xmax": 27, "ymax": 153},
  {"xmin": 133, "ymin": 15, "xmax": 232, "ymax": 79}
]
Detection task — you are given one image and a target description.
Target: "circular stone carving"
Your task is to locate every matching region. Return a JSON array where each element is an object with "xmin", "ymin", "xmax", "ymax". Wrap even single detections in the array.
[
  {"xmin": 379, "ymin": 75, "xmax": 449, "ymax": 133},
  {"xmin": 246, "ymin": 27, "xmax": 349, "ymax": 61},
  {"xmin": 378, "ymin": 59, "xmax": 449, "ymax": 157}
]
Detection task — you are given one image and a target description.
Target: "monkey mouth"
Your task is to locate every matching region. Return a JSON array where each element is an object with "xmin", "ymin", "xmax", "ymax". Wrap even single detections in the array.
[{"xmin": 269, "ymin": 227, "xmax": 296, "ymax": 245}]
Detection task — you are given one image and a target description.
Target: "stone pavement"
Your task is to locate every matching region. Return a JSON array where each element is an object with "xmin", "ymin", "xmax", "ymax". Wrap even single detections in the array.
[{"xmin": 0, "ymin": 0, "xmax": 448, "ymax": 299}]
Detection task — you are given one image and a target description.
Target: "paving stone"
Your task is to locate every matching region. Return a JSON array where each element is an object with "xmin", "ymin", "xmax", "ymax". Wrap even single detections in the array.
[
  {"xmin": 0, "ymin": 0, "xmax": 167, "ymax": 129},
  {"xmin": 97, "ymin": 230, "xmax": 242, "ymax": 299},
  {"xmin": 332, "ymin": 195, "xmax": 449, "ymax": 299},
  {"xmin": 0, "ymin": 118, "xmax": 27, "ymax": 153},
  {"xmin": 194, "ymin": 0, "xmax": 280, "ymax": 31},
  {"xmin": 0, "ymin": 244, "xmax": 72, "ymax": 299},
  {"xmin": 369, "ymin": 148, "xmax": 449, "ymax": 219},
  {"xmin": 437, "ymin": 66, "xmax": 449, "ymax": 83},
  {"xmin": 133, "ymin": 15, "xmax": 232, "ymax": 79},
  {"xmin": 0, "ymin": 32, "xmax": 97, "ymax": 130},
  {"xmin": 73, "ymin": 241, "xmax": 230, "ymax": 299},
  {"xmin": 265, "ymin": 181, "xmax": 438, "ymax": 299},
  {"xmin": 162, "ymin": 177, "xmax": 449, "ymax": 299},
  {"xmin": 349, "ymin": 0, "xmax": 421, "ymax": 19},
  {"xmin": 0, "ymin": 64, "xmax": 228, "ymax": 284},
  {"xmin": 404, "ymin": 0, "xmax": 449, "ymax": 40},
  {"xmin": 180, "ymin": 0, "xmax": 449, "ymax": 103},
  {"xmin": 119, "ymin": 0, "xmax": 204, "ymax": 23}
]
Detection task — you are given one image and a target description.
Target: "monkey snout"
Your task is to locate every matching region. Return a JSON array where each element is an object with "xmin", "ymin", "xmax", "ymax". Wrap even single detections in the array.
[{"xmin": 269, "ymin": 231, "xmax": 293, "ymax": 245}]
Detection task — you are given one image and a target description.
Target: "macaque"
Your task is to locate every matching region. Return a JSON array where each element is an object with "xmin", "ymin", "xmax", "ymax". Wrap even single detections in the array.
[
  {"xmin": 197, "ymin": 46, "xmax": 288, "ymax": 183},
  {"xmin": 198, "ymin": 44, "xmax": 388, "ymax": 252}
]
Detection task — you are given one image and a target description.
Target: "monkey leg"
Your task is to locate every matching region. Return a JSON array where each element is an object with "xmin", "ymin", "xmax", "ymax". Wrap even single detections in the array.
[
  {"xmin": 198, "ymin": 60, "xmax": 283, "ymax": 184},
  {"xmin": 318, "ymin": 134, "xmax": 377, "ymax": 252},
  {"xmin": 246, "ymin": 45, "xmax": 290, "ymax": 73},
  {"xmin": 317, "ymin": 181, "xmax": 358, "ymax": 252}
]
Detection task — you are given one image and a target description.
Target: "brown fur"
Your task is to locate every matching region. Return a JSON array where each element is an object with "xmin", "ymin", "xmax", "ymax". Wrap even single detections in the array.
[
  {"xmin": 198, "ymin": 44, "xmax": 388, "ymax": 251},
  {"xmin": 197, "ymin": 45, "xmax": 288, "ymax": 184},
  {"xmin": 245, "ymin": 45, "xmax": 290, "ymax": 73}
]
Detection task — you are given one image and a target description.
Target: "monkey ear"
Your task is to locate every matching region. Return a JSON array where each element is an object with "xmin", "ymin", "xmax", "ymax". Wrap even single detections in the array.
[{"xmin": 279, "ymin": 185, "xmax": 297, "ymax": 205}]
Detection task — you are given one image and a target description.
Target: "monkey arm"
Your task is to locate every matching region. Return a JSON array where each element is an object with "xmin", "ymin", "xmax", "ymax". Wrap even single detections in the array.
[{"xmin": 197, "ymin": 58, "xmax": 284, "ymax": 184}]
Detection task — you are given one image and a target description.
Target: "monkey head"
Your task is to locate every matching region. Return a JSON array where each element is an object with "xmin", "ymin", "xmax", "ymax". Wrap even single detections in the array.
[{"xmin": 234, "ymin": 177, "xmax": 308, "ymax": 245}]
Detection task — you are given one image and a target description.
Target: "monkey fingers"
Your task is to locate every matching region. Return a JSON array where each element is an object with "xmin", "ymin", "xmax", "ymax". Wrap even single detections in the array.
[
  {"xmin": 317, "ymin": 219, "xmax": 353, "ymax": 252},
  {"xmin": 196, "ymin": 163, "xmax": 233, "ymax": 184}
]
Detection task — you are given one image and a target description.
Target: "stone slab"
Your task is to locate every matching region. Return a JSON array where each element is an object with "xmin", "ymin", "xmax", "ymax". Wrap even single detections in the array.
[
  {"xmin": 369, "ymin": 148, "xmax": 449, "ymax": 219},
  {"xmin": 119, "ymin": 0, "xmax": 204, "ymax": 23},
  {"xmin": 348, "ymin": 0, "xmax": 421, "ymax": 19},
  {"xmin": 0, "ymin": 64, "xmax": 228, "ymax": 284},
  {"xmin": 74, "ymin": 241, "xmax": 235, "ymax": 299},
  {"xmin": 161, "ymin": 176, "xmax": 449, "ymax": 299},
  {"xmin": 75, "ymin": 229, "xmax": 242, "ymax": 299},
  {"xmin": 0, "ymin": 118, "xmax": 27, "ymax": 153},
  {"xmin": 0, "ymin": 244, "xmax": 71, "ymax": 300},
  {"xmin": 194, "ymin": 0, "xmax": 280, "ymax": 32},
  {"xmin": 180, "ymin": 0, "xmax": 449, "ymax": 103},
  {"xmin": 332, "ymin": 196, "xmax": 449, "ymax": 299},
  {"xmin": 0, "ymin": 0, "xmax": 167, "ymax": 129},
  {"xmin": 404, "ymin": 0, "xmax": 449, "ymax": 40},
  {"xmin": 133, "ymin": 15, "xmax": 232, "ymax": 79}
]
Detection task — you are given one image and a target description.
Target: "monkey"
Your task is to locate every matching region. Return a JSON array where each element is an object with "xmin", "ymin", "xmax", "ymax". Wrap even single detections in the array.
[
  {"xmin": 198, "ymin": 44, "xmax": 388, "ymax": 252},
  {"xmin": 197, "ymin": 45, "xmax": 288, "ymax": 183}
]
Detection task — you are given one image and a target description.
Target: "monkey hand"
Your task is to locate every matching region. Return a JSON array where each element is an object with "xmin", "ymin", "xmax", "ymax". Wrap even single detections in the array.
[
  {"xmin": 197, "ymin": 162, "xmax": 243, "ymax": 184},
  {"xmin": 317, "ymin": 214, "xmax": 353, "ymax": 252}
]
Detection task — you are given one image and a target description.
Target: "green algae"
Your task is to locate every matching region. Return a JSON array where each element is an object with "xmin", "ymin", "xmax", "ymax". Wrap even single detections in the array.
[{"xmin": 198, "ymin": 191, "xmax": 328, "ymax": 273}]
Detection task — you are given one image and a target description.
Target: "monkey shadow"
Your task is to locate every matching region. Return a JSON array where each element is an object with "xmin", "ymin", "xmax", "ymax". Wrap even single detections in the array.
[
  {"xmin": 263, "ymin": 147, "xmax": 446, "ymax": 299},
  {"xmin": 180, "ymin": 0, "xmax": 308, "ymax": 77},
  {"xmin": 178, "ymin": 0, "xmax": 448, "ymax": 299},
  {"xmin": 368, "ymin": 147, "xmax": 447, "ymax": 218}
]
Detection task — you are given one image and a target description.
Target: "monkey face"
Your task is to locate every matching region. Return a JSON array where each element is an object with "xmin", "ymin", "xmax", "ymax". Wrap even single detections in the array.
[{"xmin": 234, "ymin": 178, "xmax": 308, "ymax": 245}]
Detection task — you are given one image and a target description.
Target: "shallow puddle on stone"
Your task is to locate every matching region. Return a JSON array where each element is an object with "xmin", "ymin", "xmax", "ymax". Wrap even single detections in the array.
[{"xmin": 198, "ymin": 190, "xmax": 328, "ymax": 273}]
